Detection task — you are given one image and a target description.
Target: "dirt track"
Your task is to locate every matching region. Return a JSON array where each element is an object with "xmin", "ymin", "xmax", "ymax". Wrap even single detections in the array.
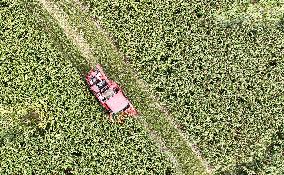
[{"xmin": 37, "ymin": 0, "xmax": 96, "ymax": 65}]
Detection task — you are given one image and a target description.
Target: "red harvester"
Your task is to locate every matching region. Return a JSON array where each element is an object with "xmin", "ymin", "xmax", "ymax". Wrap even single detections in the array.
[{"xmin": 86, "ymin": 64, "xmax": 137, "ymax": 121}]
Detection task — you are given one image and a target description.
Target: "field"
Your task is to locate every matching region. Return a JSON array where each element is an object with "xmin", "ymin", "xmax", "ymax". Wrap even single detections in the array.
[
  {"xmin": 79, "ymin": 0, "xmax": 284, "ymax": 174},
  {"xmin": 38, "ymin": 0, "xmax": 208, "ymax": 174},
  {"xmin": 0, "ymin": 1, "xmax": 177, "ymax": 174},
  {"xmin": 1, "ymin": 0, "xmax": 284, "ymax": 174}
]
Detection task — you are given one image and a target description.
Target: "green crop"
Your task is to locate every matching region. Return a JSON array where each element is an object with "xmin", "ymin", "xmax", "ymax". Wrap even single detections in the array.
[
  {"xmin": 81, "ymin": 0, "xmax": 284, "ymax": 174},
  {"xmin": 45, "ymin": 0, "xmax": 208, "ymax": 173},
  {"xmin": 0, "ymin": 1, "xmax": 174, "ymax": 174}
]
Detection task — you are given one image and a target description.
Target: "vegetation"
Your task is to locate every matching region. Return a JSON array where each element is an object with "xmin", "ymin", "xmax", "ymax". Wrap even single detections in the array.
[
  {"xmin": 48, "ymin": 0, "xmax": 208, "ymax": 174},
  {"xmin": 81, "ymin": 0, "xmax": 284, "ymax": 174},
  {"xmin": 0, "ymin": 1, "xmax": 175, "ymax": 174}
]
